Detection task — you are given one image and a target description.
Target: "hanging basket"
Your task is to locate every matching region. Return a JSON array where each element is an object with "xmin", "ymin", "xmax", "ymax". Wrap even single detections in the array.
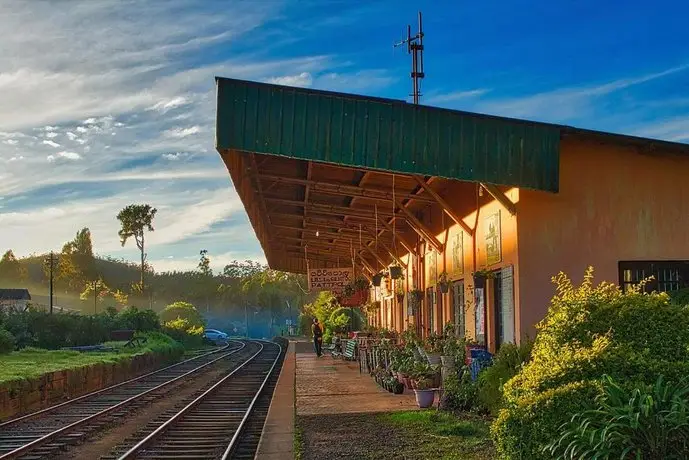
[
  {"xmin": 372, "ymin": 273, "xmax": 384, "ymax": 287},
  {"xmin": 439, "ymin": 282, "xmax": 449, "ymax": 294},
  {"xmin": 396, "ymin": 293, "xmax": 405, "ymax": 303},
  {"xmin": 389, "ymin": 266, "xmax": 403, "ymax": 279}
]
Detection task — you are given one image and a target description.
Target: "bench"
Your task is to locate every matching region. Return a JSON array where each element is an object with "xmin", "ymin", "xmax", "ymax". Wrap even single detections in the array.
[
  {"xmin": 342, "ymin": 340, "xmax": 357, "ymax": 361},
  {"xmin": 110, "ymin": 329, "xmax": 147, "ymax": 348},
  {"xmin": 323, "ymin": 337, "xmax": 341, "ymax": 355}
]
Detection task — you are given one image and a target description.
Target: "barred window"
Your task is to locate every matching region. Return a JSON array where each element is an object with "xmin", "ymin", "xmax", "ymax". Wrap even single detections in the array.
[{"xmin": 618, "ymin": 261, "xmax": 689, "ymax": 293}]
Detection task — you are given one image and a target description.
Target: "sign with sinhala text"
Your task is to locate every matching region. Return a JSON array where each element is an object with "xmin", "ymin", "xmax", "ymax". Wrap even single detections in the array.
[{"xmin": 307, "ymin": 267, "xmax": 354, "ymax": 294}]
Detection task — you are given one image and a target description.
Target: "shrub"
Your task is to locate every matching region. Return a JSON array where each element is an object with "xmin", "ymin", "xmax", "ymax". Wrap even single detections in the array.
[
  {"xmin": 160, "ymin": 302, "xmax": 205, "ymax": 328},
  {"xmin": 441, "ymin": 367, "xmax": 479, "ymax": 411},
  {"xmin": 0, "ymin": 328, "xmax": 16, "ymax": 354},
  {"xmin": 163, "ymin": 317, "xmax": 204, "ymax": 348},
  {"xmin": 547, "ymin": 375, "xmax": 689, "ymax": 459},
  {"xmin": 492, "ymin": 268, "xmax": 689, "ymax": 459},
  {"xmin": 477, "ymin": 340, "xmax": 533, "ymax": 415},
  {"xmin": 117, "ymin": 306, "xmax": 160, "ymax": 332},
  {"xmin": 140, "ymin": 331, "xmax": 185, "ymax": 357}
]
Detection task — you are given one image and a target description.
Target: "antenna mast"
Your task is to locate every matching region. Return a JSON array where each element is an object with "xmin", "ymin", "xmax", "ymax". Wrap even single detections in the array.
[{"xmin": 394, "ymin": 11, "xmax": 425, "ymax": 104}]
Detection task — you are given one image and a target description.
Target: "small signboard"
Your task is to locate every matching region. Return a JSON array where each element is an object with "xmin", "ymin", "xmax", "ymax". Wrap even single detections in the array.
[{"xmin": 307, "ymin": 267, "xmax": 354, "ymax": 294}]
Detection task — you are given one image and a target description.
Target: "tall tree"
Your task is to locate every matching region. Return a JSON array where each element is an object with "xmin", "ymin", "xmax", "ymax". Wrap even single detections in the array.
[
  {"xmin": 56, "ymin": 228, "xmax": 95, "ymax": 290},
  {"xmin": 116, "ymin": 204, "xmax": 157, "ymax": 292},
  {"xmin": 0, "ymin": 250, "xmax": 25, "ymax": 283},
  {"xmin": 197, "ymin": 249, "xmax": 214, "ymax": 312}
]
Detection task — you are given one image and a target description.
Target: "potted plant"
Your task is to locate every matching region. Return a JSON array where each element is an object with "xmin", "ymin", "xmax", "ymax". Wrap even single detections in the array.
[
  {"xmin": 413, "ymin": 377, "xmax": 435, "ymax": 408},
  {"xmin": 438, "ymin": 271, "xmax": 450, "ymax": 293},
  {"xmin": 372, "ymin": 272, "xmax": 384, "ymax": 287},
  {"xmin": 423, "ymin": 332, "xmax": 444, "ymax": 365},
  {"xmin": 395, "ymin": 284, "xmax": 405, "ymax": 303},
  {"xmin": 389, "ymin": 265, "xmax": 403, "ymax": 279},
  {"xmin": 472, "ymin": 268, "xmax": 495, "ymax": 289}
]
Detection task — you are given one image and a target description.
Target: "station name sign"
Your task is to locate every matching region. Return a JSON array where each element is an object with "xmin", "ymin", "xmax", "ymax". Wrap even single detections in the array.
[{"xmin": 307, "ymin": 268, "xmax": 353, "ymax": 294}]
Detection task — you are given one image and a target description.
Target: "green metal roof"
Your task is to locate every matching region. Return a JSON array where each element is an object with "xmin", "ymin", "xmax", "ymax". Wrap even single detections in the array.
[{"xmin": 215, "ymin": 77, "xmax": 561, "ymax": 192}]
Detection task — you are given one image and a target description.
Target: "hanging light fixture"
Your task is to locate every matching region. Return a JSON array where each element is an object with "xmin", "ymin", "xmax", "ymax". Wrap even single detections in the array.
[{"xmin": 316, "ymin": 229, "xmax": 320, "ymax": 237}]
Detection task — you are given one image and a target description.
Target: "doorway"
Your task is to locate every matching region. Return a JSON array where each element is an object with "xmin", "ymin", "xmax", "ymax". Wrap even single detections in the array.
[{"xmin": 451, "ymin": 280, "xmax": 465, "ymax": 337}]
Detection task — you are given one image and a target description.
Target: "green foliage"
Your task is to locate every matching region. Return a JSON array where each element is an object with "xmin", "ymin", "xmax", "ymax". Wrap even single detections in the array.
[
  {"xmin": 492, "ymin": 268, "xmax": 689, "ymax": 459},
  {"xmin": 0, "ymin": 328, "xmax": 16, "ymax": 354},
  {"xmin": 548, "ymin": 375, "xmax": 689, "ymax": 459},
  {"xmin": 117, "ymin": 306, "xmax": 160, "ymax": 332},
  {"xmin": 442, "ymin": 368, "xmax": 479, "ymax": 412},
  {"xmin": 160, "ymin": 301, "xmax": 205, "ymax": 328},
  {"xmin": 0, "ymin": 249, "xmax": 26, "ymax": 282},
  {"xmin": 117, "ymin": 203, "xmax": 157, "ymax": 289},
  {"xmin": 477, "ymin": 341, "xmax": 533, "ymax": 415},
  {"xmin": 163, "ymin": 317, "xmax": 204, "ymax": 347},
  {"xmin": 669, "ymin": 287, "xmax": 689, "ymax": 306}
]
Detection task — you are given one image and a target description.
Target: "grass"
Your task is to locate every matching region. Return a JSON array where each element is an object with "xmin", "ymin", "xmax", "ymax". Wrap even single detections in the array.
[
  {"xmin": 380, "ymin": 410, "xmax": 495, "ymax": 460},
  {"xmin": 0, "ymin": 332, "xmax": 184, "ymax": 385}
]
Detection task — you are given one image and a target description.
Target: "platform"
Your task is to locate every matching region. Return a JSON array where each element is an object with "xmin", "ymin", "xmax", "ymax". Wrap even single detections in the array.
[{"xmin": 294, "ymin": 341, "xmax": 417, "ymax": 416}]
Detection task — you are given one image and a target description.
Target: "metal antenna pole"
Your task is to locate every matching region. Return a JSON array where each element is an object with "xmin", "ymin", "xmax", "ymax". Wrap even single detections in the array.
[{"xmin": 394, "ymin": 11, "xmax": 425, "ymax": 104}]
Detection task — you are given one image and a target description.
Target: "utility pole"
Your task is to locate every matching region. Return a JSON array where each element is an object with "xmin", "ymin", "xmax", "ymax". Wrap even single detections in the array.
[
  {"xmin": 394, "ymin": 11, "xmax": 425, "ymax": 104},
  {"xmin": 245, "ymin": 301, "xmax": 249, "ymax": 338},
  {"xmin": 88, "ymin": 279, "xmax": 100, "ymax": 315},
  {"xmin": 44, "ymin": 252, "xmax": 57, "ymax": 314}
]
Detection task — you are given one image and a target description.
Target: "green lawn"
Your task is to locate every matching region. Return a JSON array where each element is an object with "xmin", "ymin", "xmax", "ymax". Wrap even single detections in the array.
[
  {"xmin": 379, "ymin": 411, "xmax": 496, "ymax": 460},
  {"xmin": 0, "ymin": 336, "xmax": 183, "ymax": 385}
]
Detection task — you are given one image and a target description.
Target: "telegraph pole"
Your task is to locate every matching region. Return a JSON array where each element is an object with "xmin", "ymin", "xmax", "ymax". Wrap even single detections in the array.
[
  {"xmin": 394, "ymin": 11, "xmax": 425, "ymax": 104},
  {"xmin": 44, "ymin": 252, "xmax": 57, "ymax": 314}
]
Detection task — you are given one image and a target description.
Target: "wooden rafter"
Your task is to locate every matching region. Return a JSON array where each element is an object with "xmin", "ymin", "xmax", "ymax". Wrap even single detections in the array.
[
  {"xmin": 258, "ymin": 173, "xmax": 436, "ymax": 204},
  {"xmin": 480, "ymin": 183, "xmax": 517, "ymax": 216},
  {"xmin": 264, "ymin": 197, "xmax": 400, "ymax": 218},
  {"xmin": 394, "ymin": 198, "xmax": 444, "ymax": 253},
  {"xmin": 413, "ymin": 175, "xmax": 474, "ymax": 236},
  {"xmin": 377, "ymin": 216, "xmax": 417, "ymax": 257},
  {"xmin": 364, "ymin": 244, "xmax": 388, "ymax": 271}
]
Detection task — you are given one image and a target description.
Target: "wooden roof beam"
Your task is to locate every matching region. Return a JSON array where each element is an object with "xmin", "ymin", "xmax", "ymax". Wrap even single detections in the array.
[
  {"xmin": 377, "ymin": 216, "xmax": 417, "ymax": 257},
  {"xmin": 258, "ymin": 173, "xmax": 436, "ymax": 204},
  {"xmin": 394, "ymin": 197, "xmax": 444, "ymax": 253},
  {"xmin": 413, "ymin": 175, "xmax": 474, "ymax": 236},
  {"xmin": 481, "ymin": 183, "xmax": 517, "ymax": 216},
  {"xmin": 264, "ymin": 197, "xmax": 400, "ymax": 218},
  {"xmin": 364, "ymin": 245, "xmax": 388, "ymax": 271}
]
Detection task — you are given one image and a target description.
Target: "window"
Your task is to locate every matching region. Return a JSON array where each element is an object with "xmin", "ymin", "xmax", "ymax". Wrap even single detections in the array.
[
  {"xmin": 426, "ymin": 288, "xmax": 436, "ymax": 334},
  {"xmin": 618, "ymin": 261, "xmax": 689, "ymax": 293}
]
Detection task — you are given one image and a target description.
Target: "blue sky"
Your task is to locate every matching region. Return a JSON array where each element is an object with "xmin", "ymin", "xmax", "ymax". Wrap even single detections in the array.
[{"xmin": 0, "ymin": 0, "xmax": 687, "ymax": 272}]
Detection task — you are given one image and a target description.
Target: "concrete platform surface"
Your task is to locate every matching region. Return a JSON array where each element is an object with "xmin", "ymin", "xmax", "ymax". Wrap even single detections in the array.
[{"xmin": 296, "ymin": 342, "xmax": 417, "ymax": 416}]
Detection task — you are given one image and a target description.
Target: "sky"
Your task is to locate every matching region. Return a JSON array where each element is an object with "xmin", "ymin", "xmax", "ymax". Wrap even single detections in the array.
[{"xmin": 1, "ymin": 0, "xmax": 688, "ymax": 273}]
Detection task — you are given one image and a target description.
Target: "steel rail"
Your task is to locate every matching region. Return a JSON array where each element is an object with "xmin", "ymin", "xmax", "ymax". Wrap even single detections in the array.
[
  {"xmin": 0, "ymin": 342, "xmax": 232, "ymax": 429},
  {"xmin": 221, "ymin": 339, "xmax": 283, "ymax": 459},
  {"xmin": 0, "ymin": 340, "xmax": 247, "ymax": 460},
  {"xmin": 115, "ymin": 341, "xmax": 269, "ymax": 459}
]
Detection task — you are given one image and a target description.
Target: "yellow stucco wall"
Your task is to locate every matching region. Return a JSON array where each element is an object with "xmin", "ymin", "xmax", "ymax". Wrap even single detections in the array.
[{"xmin": 517, "ymin": 138, "xmax": 689, "ymax": 339}]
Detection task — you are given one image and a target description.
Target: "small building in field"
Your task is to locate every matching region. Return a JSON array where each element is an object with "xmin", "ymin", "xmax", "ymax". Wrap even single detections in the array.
[
  {"xmin": 215, "ymin": 77, "xmax": 689, "ymax": 353},
  {"xmin": 0, "ymin": 289, "xmax": 31, "ymax": 312}
]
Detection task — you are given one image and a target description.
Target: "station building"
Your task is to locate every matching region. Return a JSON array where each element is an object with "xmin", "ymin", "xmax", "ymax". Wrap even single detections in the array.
[{"xmin": 215, "ymin": 77, "xmax": 689, "ymax": 352}]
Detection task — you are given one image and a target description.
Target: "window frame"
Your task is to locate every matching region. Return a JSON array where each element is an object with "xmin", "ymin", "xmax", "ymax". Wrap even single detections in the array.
[{"xmin": 618, "ymin": 260, "xmax": 689, "ymax": 293}]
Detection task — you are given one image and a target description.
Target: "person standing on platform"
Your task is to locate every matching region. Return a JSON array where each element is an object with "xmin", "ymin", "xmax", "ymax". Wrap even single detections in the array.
[{"xmin": 311, "ymin": 318, "xmax": 323, "ymax": 357}]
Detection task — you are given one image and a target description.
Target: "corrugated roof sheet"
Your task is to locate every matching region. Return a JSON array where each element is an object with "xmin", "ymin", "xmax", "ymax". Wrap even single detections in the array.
[
  {"xmin": 0, "ymin": 289, "xmax": 31, "ymax": 301},
  {"xmin": 215, "ymin": 77, "xmax": 562, "ymax": 192}
]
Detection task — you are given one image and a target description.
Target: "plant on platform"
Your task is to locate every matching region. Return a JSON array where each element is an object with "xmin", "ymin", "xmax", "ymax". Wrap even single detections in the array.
[
  {"xmin": 441, "ymin": 367, "xmax": 479, "ymax": 412},
  {"xmin": 423, "ymin": 332, "xmax": 445, "ymax": 354},
  {"xmin": 492, "ymin": 267, "xmax": 689, "ymax": 459},
  {"xmin": 547, "ymin": 375, "xmax": 689, "ymax": 459},
  {"xmin": 477, "ymin": 340, "xmax": 533, "ymax": 416}
]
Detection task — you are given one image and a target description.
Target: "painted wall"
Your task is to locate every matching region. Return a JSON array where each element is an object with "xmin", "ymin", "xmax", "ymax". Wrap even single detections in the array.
[
  {"xmin": 388, "ymin": 180, "xmax": 521, "ymax": 351},
  {"xmin": 518, "ymin": 138, "xmax": 689, "ymax": 339}
]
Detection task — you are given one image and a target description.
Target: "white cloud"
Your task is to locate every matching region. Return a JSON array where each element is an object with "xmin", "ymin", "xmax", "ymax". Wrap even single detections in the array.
[
  {"xmin": 42, "ymin": 139, "xmax": 61, "ymax": 148},
  {"xmin": 635, "ymin": 117, "xmax": 689, "ymax": 142},
  {"xmin": 149, "ymin": 96, "xmax": 190, "ymax": 113},
  {"xmin": 164, "ymin": 126, "xmax": 201, "ymax": 138},
  {"xmin": 268, "ymin": 72, "xmax": 313, "ymax": 87},
  {"xmin": 162, "ymin": 152, "xmax": 189, "ymax": 161},
  {"xmin": 47, "ymin": 151, "xmax": 82, "ymax": 162},
  {"xmin": 75, "ymin": 127, "xmax": 89, "ymax": 134},
  {"xmin": 474, "ymin": 64, "xmax": 689, "ymax": 122},
  {"xmin": 2, "ymin": 139, "xmax": 18, "ymax": 146},
  {"xmin": 44, "ymin": 131, "xmax": 59, "ymax": 139},
  {"xmin": 314, "ymin": 69, "xmax": 397, "ymax": 93},
  {"xmin": 425, "ymin": 89, "xmax": 489, "ymax": 106}
]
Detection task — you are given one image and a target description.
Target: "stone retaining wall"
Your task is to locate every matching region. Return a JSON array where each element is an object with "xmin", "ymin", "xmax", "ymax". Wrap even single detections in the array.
[{"xmin": 0, "ymin": 351, "xmax": 178, "ymax": 421}]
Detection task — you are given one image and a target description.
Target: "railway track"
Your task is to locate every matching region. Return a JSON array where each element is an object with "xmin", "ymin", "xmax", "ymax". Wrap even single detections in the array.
[
  {"xmin": 0, "ymin": 341, "xmax": 248, "ymax": 460},
  {"xmin": 109, "ymin": 339, "xmax": 285, "ymax": 460}
]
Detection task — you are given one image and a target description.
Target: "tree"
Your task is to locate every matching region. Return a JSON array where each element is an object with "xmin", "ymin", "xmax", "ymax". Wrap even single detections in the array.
[
  {"xmin": 116, "ymin": 204, "xmax": 157, "ymax": 293},
  {"xmin": 160, "ymin": 301, "xmax": 205, "ymax": 328},
  {"xmin": 56, "ymin": 228, "xmax": 95, "ymax": 290},
  {"xmin": 80, "ymin": 278, "xmax": 111, "ymax": 314},
  {"xmin": 196, "ymin": 250, "xmax": 216, "ymax": 312},
  {"xmin": 0, "ymin": 250, "xmax": 25, "ymax": 283}
]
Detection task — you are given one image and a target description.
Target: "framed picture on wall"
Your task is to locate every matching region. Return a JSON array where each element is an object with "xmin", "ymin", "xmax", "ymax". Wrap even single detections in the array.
[
  {"xmin": 452, "ymin": 231, "xmax": 464, "ymax": 275},
  {"xmin": 427, "ymin": 250, "xmax": 437, "ymax": 283},
  {"xmin": 485, "ymin": 210, "xmax": 502, "ymax": 265}
]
